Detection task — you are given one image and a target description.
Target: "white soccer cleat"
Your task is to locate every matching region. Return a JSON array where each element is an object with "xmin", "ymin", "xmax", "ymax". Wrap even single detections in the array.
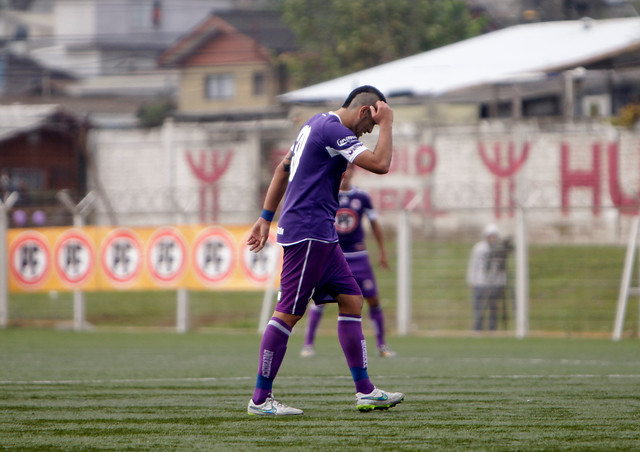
[
  {"xmin": 247, "ymin": 396, "xmax": 304, "ymax": 416},
  {"xmin": 300, "ymin": 345, "xmax": 315, "ymax": 358},
  {"xmin": 379, "ymin": 345, "xmax": 397, "ymax": 358},
  {"xmin": 355, "ymin": 387, "xmax": 404, "ymax": 412}
]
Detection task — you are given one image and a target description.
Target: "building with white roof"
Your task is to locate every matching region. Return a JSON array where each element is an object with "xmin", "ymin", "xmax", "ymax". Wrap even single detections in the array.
[{"xmin": 280, "ymin": 17, "xmax": 640, "ymax": 120}]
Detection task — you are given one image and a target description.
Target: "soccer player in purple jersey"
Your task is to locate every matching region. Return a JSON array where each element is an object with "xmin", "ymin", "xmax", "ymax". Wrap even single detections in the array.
[
  {"xmin": 301, "ymin": 163, "xmax": 396, "ymax": 359},
  {"xmin": 246, "ymin": 85, "xmax": 404, "ymax": 415}
]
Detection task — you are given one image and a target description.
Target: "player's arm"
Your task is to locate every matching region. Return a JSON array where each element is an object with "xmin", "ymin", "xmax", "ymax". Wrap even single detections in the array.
[
  {"xmin": 247, "ymin": 151, "xmax": 292, "ymax": 253},
  {"xmin": 353, "ymin": 101, "xmax": 393, "ymax": 174},
  {"xmin": 263, "ymin": 150, "xmax": 292, "ymax": 213},
  {"xmin": 370, "ymin": 218, "xmax": 389, "ymax": 270}
]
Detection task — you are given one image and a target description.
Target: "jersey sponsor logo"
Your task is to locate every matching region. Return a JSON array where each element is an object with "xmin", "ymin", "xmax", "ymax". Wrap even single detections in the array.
[
  {"xmin": 337, "ymin": 135, "xmax": 357, "ymax": 147},
  {"xmin": 344, "ymin": 143, "xmax": 365, "ymax": 157}
]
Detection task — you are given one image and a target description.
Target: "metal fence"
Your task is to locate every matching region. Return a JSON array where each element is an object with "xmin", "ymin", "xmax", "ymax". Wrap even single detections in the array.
[{"xmin": 2, "ymin": 195, "xmax": 638, "ymax": 339}]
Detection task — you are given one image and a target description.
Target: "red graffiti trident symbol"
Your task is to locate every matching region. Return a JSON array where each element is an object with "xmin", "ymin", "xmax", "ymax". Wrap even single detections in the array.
[
  {"xmin": 478, "ymin": 141, "xmax": 530, "ymax": 218},
  {"xmin": 186, "ymin": 149, "xmax": 233, "ymax": 223}
]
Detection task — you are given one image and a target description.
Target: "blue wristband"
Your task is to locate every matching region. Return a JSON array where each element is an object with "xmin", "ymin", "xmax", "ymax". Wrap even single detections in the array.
[{"xmin": 261, "ymin": 209, "xmax": 275, "ymax": 222}]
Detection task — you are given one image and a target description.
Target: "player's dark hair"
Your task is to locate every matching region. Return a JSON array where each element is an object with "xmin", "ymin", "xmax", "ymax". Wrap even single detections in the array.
[{"xmin": 342, "ymin": 85, "xmax": 387, "ymax": 108}]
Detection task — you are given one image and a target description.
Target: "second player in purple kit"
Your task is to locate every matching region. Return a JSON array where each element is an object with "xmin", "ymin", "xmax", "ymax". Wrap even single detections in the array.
[
  {"xmin": 246, "ymin": 85, "xmax": 404, "ymax": 416},
  {"xmin": 301, "ymin": 163, "xmax": 396, "ymax": 359}
]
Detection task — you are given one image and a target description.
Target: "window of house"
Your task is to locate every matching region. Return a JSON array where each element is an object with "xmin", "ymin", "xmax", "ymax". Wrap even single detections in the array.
[
  {"xmin": 253, "ymin": 72, "xmax": 265, "ymax": 96},
  {"xmin": 130, "ymin": 0, "xmax": 157, "ymax": 29},
  {"xmin": 129, "ymin": 0, "xmax": 146, "ymax": 28},
  {"xmin": 205, "ymin": 74, "xmax": 235, "ymax": 100},
  {"xmin": 10, "ymin": 168, "xmax": 45, "ymax": 191}
]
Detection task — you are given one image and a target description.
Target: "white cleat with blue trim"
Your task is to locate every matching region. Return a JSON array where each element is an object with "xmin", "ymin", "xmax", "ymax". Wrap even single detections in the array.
[
  {"xmin": 356, "ymin": 387, "xmax": 404, "ymax": 412},
  {"xmin": 248, "ymin": 396, "xmax": 304, "ymax": 416}
]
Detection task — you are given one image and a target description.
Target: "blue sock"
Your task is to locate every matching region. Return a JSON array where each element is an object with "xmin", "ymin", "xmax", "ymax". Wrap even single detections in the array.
[{"xmin": 337, "ymin": 314, "xmax": 375, "ymax": 394}]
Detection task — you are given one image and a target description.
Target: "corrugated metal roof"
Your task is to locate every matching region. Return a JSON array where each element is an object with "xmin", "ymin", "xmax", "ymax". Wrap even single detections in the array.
[
  {"xmin": 159, "ymin": 10, "xmax": 296, "ymax": 68},
  {"xmin": 215, "ymin": 10, "xmax": 298, "ymax": 55},
  {"xmin": 279, "ymin": 17, "xmax": 640, "ymax": 103},
  {"xmin": 0, "ymin": 104, "xmax": 58, "ymax": 141},
  {"xmin": 0, "ymin": 104, "xmax": 75, "ymax": 142}
]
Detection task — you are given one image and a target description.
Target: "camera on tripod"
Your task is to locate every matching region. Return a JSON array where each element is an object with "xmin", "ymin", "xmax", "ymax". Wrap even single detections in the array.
[{"xmin": 489, "ymin": 237, "xmax": 513, "ymax": 271}]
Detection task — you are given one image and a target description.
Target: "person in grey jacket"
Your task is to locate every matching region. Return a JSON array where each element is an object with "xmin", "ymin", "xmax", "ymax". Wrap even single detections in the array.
[{"xmin": 466, "ymin": 224, "xmax": 508, "ymax": 331}]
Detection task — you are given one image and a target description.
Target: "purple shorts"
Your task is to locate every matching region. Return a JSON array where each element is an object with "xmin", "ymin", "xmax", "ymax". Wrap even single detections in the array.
[
  {"xmin": 314, "ymin": 251, "xmax": 378, "ymax": 303},
  {"xmin": 345, "ymin": 252, "xmax": 378, "ymax": 299},
  {"xmin": 276, "ymin": 240, "xmax": 361, "ymax": 316}
]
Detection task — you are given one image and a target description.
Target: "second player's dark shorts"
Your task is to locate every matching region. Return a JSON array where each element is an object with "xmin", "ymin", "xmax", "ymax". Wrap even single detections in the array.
[
  {"xmin": 276, "ymin": 240, "xmax": 361, "ymax": 316},
  {"xmin": 313, "ymin": 251, "xmax": 378, "ymax": 303},
  {"xmin": 344, "ymin": 251, "xmax": 378, "ymax": 299}
]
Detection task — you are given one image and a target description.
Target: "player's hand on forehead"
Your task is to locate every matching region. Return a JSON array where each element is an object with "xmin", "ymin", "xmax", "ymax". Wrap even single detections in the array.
[{"xmin": 370, "ymin": 101, "xmax": 393, "ymax": 125}]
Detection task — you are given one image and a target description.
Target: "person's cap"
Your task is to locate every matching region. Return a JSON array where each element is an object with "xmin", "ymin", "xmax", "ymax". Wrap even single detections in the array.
[{"xmin": 483, "ymin": 223, "xmax": 499, "ymax": 237}]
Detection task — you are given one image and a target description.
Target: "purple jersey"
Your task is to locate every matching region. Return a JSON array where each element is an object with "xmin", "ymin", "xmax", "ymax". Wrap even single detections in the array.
[
  {"xmin": 335, "ymin": 187, "xmax": 377, "ymax": 254},
  {"xmin": 277, "ymin": 112, "xmax": 368, "ymax": 246}
]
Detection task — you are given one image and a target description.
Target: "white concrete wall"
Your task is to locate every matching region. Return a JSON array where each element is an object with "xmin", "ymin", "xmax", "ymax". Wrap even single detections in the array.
[
  {"xmin": 89, "ymin": 119, "xmax": 274, "ymax": 227},
  {"xmin": 355, "ymin": 121, "xmax": 639, "ymax": 243},
  {"xmin": 89, "ymin": 118, "xmax": 640, "ymax": 244}
]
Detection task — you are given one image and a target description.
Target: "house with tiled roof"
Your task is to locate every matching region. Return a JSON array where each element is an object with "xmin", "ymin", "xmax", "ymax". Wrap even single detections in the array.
[
  {"xmin": 159, "ymin": 9, "xmax": 297, "ymax": 118},
  {"xmin": 0, "ymin": 104, "xmax": 91, "ymax": 227}
]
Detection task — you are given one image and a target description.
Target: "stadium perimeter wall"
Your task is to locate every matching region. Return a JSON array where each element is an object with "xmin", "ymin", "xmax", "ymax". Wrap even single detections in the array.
[{"xmin": 89, "ymin": 118, "xmax": 640, "ymax": 244}]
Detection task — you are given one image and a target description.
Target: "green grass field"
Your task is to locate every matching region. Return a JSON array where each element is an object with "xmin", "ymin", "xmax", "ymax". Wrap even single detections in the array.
[{"xmin": 1, "ymin": 329, "xmax": 639, "ymax": 451}]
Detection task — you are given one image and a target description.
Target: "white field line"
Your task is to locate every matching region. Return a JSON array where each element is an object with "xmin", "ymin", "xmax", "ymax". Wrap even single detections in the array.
[
  {"xmin": 403, "ymin": 357, "xmax": 635, "ymax": 366},
  {"xmin": 0, "ymin": 376, "xmax": 251, "ymax": 385},
  {"xmin": 0, "ymin": 374, "xmax": 639, "ymax": 386}
]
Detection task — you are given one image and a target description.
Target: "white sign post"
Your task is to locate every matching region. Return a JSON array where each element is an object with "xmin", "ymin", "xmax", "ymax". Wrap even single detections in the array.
[
  {"xmin": 57, "ymin": 190, "xmax": 96, "ymax": 331},
  {"xmin": 397, "ymin": 194, "xmax": 422, "ymax": 336},
  {"xmin": 0, "ymin": 192, "xmax": 18, "ymax": 328}
]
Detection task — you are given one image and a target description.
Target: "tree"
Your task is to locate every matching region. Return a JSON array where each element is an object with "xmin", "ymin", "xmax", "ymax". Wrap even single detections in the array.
[
  {"xmin": 279, "ymin": 0, "xmax": 486, "ymax": 87},
  {"xmin": 136, "ymin": 99, "xmax": 175, "ymax": 128}
]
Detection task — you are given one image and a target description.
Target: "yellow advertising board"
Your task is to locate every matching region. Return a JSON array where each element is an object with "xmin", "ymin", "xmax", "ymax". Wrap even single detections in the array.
[{"xmin": 7, "ymin": 225, "xmax": 280, "ymax": 293}]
